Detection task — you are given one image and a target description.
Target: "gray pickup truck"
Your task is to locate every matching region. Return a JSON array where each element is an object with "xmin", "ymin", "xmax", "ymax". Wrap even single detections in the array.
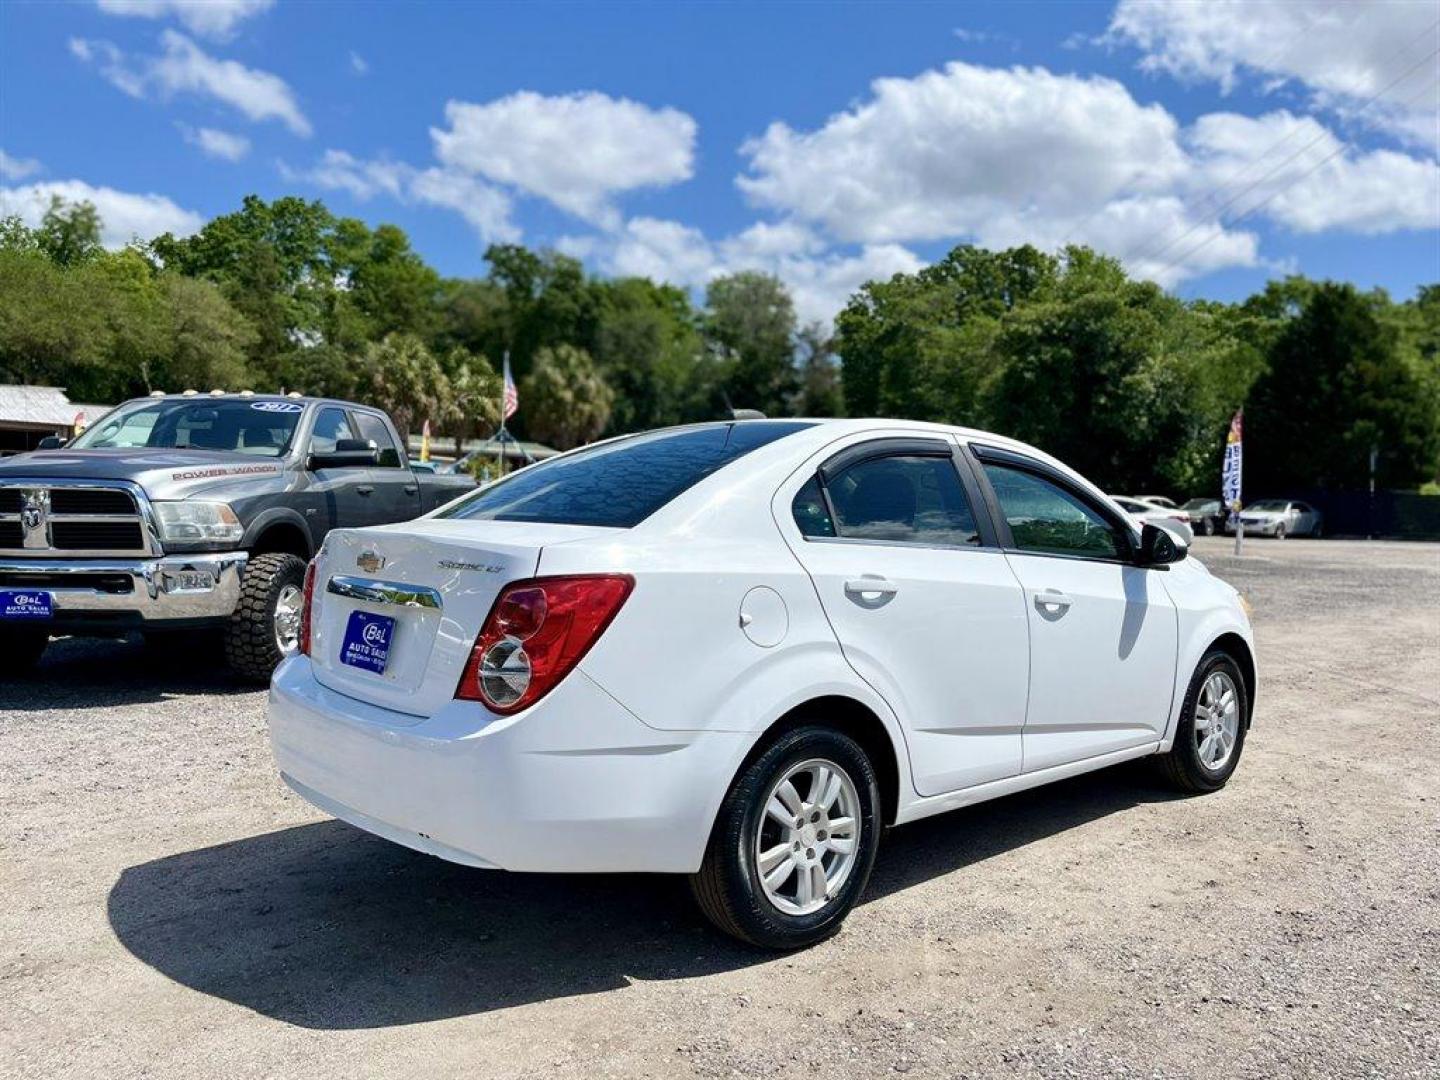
[{"xmin": 0, "ymin": 393, "xmax": 473, "ymax": 681}]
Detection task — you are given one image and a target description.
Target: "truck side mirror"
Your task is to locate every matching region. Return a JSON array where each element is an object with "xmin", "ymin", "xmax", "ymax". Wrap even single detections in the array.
[
  {"xmin": 308, "ymin": 438, "xmax": 379, "ymax": 470},
  {"xmin": 36, "ymin": 435, "xmax": 65, "ymax": 450}
]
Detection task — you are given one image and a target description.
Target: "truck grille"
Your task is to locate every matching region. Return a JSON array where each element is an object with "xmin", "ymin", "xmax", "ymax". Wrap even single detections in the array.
[{"xmin": 0, "ymin": 483, "xmax": 151, "ymax": 556}]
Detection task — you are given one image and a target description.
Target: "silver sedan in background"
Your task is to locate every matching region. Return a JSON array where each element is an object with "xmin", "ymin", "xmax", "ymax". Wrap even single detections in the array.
[{"xmin": 1225, "ymin": 499, "xmax": 1323, "ymax": 539}]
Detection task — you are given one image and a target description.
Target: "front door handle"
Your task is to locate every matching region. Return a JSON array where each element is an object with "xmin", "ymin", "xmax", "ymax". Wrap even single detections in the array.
[
  {"xmin": 356, "ymin": 485, "xmax": 374, "ymax": 496},
  {"xmin": 403, "ymin": 485, "xmax": 418, "ymax": 496},
  {"xmin": 1033, "ymin": 589, "xmax": 1074, "ymax": 613},
  {"xmin": 844, "ymin": 577, "xmax": 899, "ymax": 598}
]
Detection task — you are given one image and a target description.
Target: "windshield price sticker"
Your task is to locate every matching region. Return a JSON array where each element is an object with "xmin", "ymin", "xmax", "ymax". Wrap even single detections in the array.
[{"xmin": 250, "ymin": 401, "xmax": 305, "ymax": 414}]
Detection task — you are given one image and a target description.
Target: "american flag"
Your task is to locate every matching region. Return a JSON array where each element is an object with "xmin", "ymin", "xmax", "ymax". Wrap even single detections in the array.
[{"xmin": 501, "ymin": 353, "xmax": 518, "ymax": 421}]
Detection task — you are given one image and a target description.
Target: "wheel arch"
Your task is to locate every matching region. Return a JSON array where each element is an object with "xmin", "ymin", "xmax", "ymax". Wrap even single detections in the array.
[
  {"xmin": 729, "ymin": 694, "xmax": 904, "ymax": 826},
  {"xmin": 245, "ymin": 511, "xmax": 313, "ymax": 560},
  {"xmin": 1209, "ymin": 631, "xmax": 1256, "ymax": 726}
]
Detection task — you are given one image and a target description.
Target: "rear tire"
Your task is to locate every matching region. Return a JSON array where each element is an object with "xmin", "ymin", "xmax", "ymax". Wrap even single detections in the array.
[
  {"xmin": 1274, "ymin": 523, "xmax": 1287, "ymax": 540},
  {"xmin": 0, "ymin": 628, "xmax": 47, "ymax": 675},
  {"xmin": 1155, "ymin": 649, "xmax": 1248, "ymax": 794},
  {"xmin": 691, "ymin": 726, "xmax": 881, "ymax": 949},
  {"xmin": 1202, "ymin": 517, "xmax": 1216, "ymax": 536},
  {"xmin": 224, "ymin": 552, "xmax": 306, "ymax": 684}
]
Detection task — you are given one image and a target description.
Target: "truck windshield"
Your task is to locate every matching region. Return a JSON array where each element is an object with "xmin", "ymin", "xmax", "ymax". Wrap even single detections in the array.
[
  {"xmin": 437, "ymin": 421, "xmax": 815, "ymax": 528},
  {"xmin": 69, "ymin": 399, "xmax": 304, "ymax": 457}
]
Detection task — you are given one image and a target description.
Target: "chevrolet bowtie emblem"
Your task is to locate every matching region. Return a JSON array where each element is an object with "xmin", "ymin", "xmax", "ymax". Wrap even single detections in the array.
[{"xmin": 356, "ymin": 550, "xmax": 386, "ymax": 573}]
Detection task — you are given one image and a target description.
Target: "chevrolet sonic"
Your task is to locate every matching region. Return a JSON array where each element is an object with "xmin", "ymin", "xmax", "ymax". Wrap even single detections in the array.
[{"xmin": 268, "ymin": 419, "xmax": 1255, "ymax": 948}]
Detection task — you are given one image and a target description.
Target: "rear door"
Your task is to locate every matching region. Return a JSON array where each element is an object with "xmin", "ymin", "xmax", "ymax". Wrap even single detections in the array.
[
  {"xmin": 970, "ymin": 446, "xmax": 1178, "ymax": 773},
  {"xmin": 350, "ymin": 410, "xmax": 423, "ymax": 523},
  {"xmin": 780, "ymin": 436, "xmax": 1030, "ymax": 796}
]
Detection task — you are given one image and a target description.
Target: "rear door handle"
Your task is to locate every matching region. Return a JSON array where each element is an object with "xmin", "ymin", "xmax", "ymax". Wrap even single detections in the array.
[
  {"xmin": 1032, "ymin": 589, "xmax": 1074, "ymax": 612},
  {"xmin": 844, "ymin": 577, "xmax": 899, "ymax": 598},
  {"xmin": 403, "ymin": 485, "xmax": 418, "ymax": 496},
  {"xmin": 356, "ymin": 485, "xmax": 374, "ymax": 496}
]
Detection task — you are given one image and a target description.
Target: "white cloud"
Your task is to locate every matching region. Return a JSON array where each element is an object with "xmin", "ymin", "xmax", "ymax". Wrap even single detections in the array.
[
  {"xmin": 431, "ymin": 91, "xmax": 697, "ymax": 227},
  {"xmin": 738, "ymin": 61, "xmax": 1188, "ymax": 245},
  {"xmin": 0, "ymin": 179, "xmax": 203, "ymax": 246},
  {"xmin": 1185, "ymin": 111, "xmax": 1440, "ymax": 235},
  {"xmin": 349, "ymin": 51, "xmax": 368, "ymax": 76},
  {"xmin": 601, "ymin": 216, "xmax": 922, "ymax": 324},
  {"xmin": 1108, "ymin": 0, "xmax": 1440, "ymax": 149},
  {"xmin": 732, "ymin": 55, "xmax": 1436, "ymax": 288},
  {"xmin": 178, "ymin": 124, "xmax": 250, "ymax": 161},
  {"xmin": 71, "ymin": 30, "xmax": 311, "ymax": 136},
  {"xmin": 95, "ymin": 0, "xmax": 274, "ymax": 41},
  {"xmin": 281, "ymin": 150, "xmax": 519, "ymax": 244},
  {"xmin": 0, "ymin": 150, "xmax": 42, "ymax": 180}
]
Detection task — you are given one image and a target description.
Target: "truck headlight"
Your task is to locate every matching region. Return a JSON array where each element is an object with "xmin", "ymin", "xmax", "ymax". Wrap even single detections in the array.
[{"xmin": 152, "ymin": 501, "xmax": 243, "ymax": 546}]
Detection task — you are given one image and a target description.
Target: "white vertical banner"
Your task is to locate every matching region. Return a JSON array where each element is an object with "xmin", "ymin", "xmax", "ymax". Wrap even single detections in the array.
[{"xmin": 1222, "ymin": 409, "xmax": 1243, "ymax": 553}]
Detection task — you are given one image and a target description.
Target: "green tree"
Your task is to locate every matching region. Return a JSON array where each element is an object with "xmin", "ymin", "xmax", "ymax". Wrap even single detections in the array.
[
  {"xmin": 520, "ymin": 344, "xmax": 614, "ymax": 450},
  {"xmin": 591, "ymin": 276, "xmax": 709, "ymax": 432},
  {"xmin": 793, "ymin": 321, "xmax": 843, "ymax": 417},
  {"xmin": 704, "ymin": 271, "xmax": 797, "ymax": 416},
  {"xmin": 1247, "ymin": 282, "xmax": 1439, "ymax": 490},
  {"xmin": 358, "ymin": 334, "xmax": 454, "ymax": 441},
  {"xmin": 37, "ymin": 196, "xmax": 103, "ymax": 267}
]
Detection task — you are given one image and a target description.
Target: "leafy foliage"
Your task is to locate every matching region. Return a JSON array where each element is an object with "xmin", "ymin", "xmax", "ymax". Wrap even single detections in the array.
[{"xmin": 1, "ymin": 195, "xmax": 1435, "ymax": 494}]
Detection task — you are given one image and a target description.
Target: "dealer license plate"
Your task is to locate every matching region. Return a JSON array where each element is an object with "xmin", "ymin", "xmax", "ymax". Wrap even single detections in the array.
[
  {"xmin": 0, "ymin": 590, "xmax": 53, "ymax": 620},
  {"xmin": 339, "ymin": 610, "xmax": 394, "ymax": 674}
]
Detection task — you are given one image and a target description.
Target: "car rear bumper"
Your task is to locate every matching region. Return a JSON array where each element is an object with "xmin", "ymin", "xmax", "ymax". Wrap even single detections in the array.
[
  {"xmin": 267, "ymin": 657, "xmax": 749, "ymax": 874},
  {"xmin": 0, "ymin": 552, "xmax": 247, "ymax": 628}
]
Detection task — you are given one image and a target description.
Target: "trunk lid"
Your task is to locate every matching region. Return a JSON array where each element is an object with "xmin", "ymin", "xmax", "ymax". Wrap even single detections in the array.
[{"xmin": 308, "ymin": 519, "xmax": 613, "ymax": 717}]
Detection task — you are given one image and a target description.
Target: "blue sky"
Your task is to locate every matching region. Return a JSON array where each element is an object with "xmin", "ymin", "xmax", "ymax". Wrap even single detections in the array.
[{"xmin": 2, "ymin": 0, "xmax": 1436, "ymax": 322}]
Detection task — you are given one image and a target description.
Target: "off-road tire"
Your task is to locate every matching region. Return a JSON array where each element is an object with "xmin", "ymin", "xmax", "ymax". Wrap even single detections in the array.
[
  {"xmin": 691, "ymin": 726, "xmax": 882, "ymax": 950},
  {"xmin": 0, "ymin": 628, "xmax": 48, "ymax": 675},
  {"xmin": 1155, "ymin": 649, "xmax": 1249, "ymax": 794},
  {"xmin": 224, "ymin": 552, "xmax": 306, "ymax": 684}
]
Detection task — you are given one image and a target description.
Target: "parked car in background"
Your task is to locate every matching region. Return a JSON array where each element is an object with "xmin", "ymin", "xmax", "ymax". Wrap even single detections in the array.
[
  {"xmin": 1112, "ymin": 496, "xmax": 1195, "ymax": 544},
  {"xmin": 1224, "ymin": 499, "xmax": 1322, "ymax": 539},
  {"xmin": 1131, "ymin": 494, "xmax": 1177, "ymax": 509},
  {"xmin": 270, "ymin": 418, "xmax": 1255, "ymax": 949},
  {"xmin": 0, "ymin": 393, "xmax": 474, "ymax": 681},
  {"xmin": 1182, "ymin": 497, "xmax": 1225, "ymax": 536}
]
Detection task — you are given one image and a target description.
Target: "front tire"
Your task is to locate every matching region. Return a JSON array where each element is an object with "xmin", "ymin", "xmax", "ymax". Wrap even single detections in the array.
[
  {"xmin": 1201, "ymin": 517, "xmax": 1216, "ymax": 536},
  {"xmin": 691, "ymin": 726, "xmax": 881, "ymax": 949},
  {"xmin": 224, "ymin": 552, "xmax": 307, "ymax": 684},
  {"xmin": 1274, "ymin": 522, "xmax": 1287, "ymax": 540},
  {"xmin": 1155, "ymin": 650, "xmax": 1248, "ymax": 793},
  {"xmin": 0, "ymin": 628, "xmax": 48, "ymax": 675}
]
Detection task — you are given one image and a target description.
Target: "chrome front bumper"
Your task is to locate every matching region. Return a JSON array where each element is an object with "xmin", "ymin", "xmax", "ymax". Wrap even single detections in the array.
[{"xmin": 0, "ymin": 552, "xmax": 248, "ymax": 623}]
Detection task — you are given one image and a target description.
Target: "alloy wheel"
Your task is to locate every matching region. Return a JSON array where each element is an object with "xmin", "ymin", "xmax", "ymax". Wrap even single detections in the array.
[
  {"xmin": 754, "ymin": 757, "xmax": 861, "ymax": 916},
  {"xmin": 1194, "ymin": 670, "xmax": 1240, "ymax": 771},
  {"xmin": 273, "ymin": 583, "xmax": 303, "ymax": 656}
]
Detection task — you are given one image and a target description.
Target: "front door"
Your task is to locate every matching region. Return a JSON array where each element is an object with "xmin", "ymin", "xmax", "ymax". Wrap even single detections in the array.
[
  {"xmin": 781, "ymin": 438, "xmax": 1030, "ymax": 796},
  {"xmin": 973, "ymin": 451, "xmax": 1178, "ymax": 773}
]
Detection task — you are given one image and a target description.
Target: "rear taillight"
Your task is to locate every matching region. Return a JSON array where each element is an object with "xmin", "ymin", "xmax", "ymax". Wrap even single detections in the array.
[
  {"xmin": 298, "ymin": 559, "xmax": 318, "ymax": 656},
  {"xmin": 457, "ymin": 575, "xmax": 634, "ymax": 713}
]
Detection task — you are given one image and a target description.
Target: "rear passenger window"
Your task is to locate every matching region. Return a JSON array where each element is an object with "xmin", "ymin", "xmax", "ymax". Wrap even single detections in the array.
[
  {"xmin": 827, "ymin": 455, "xmax": 980, "ymax": 546},
  {"xmin": 792, "ymin": 476, "xmax": 836, "ymax": 537},
  {"xmin": 353, "ymin": 412, "xmax": 403, "ymax": 468}
]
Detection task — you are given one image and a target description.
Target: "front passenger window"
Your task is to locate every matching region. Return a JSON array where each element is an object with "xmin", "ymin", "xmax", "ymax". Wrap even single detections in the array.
[
  {"xmin": 309, "ymin": 408, "xmax": 354, "ymax": 455},
  {"xmin": 982, "ymin": 464, "xmax": 1125, "ymax": 560},
  {"xmin": 828, "ymin": 455, "xmax": 979, "ymax": 546}
]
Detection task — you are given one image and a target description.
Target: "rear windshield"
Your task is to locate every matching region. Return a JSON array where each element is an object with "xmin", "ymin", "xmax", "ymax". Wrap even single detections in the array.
[{"xmin": 436, "ymin": 421, "xmax": 815, "ymax": 528}]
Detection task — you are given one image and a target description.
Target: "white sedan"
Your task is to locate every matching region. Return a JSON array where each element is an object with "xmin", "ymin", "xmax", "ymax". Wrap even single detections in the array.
[
  {"xmin": 269, "ymin": 420, "xmax": 1255, "ymax": 949},
  {"xmin": 1112, "ymin": 496, "xmax": 1196, "ymax": 544}
]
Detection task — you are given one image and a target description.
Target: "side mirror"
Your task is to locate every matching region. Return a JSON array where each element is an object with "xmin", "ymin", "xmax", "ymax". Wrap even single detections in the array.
[
  {"xmin": 36, "ymin": 435, "xmax": 65, "ymax": 450},
  {"xmin": 1137, "ymin": 522, "xmax": 1187, "ymax": 568},
  {"xmin": 308, "ymin": 438, "xmax": 379, "ymax": 470}
]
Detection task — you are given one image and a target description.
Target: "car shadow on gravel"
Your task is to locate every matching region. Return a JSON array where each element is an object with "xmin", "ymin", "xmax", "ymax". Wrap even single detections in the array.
[
  {"xmin": 106, "ymin": 762, "xmax": 1182, "ymax": 1029},
  {"xmin": 2, "ymin": 634, "xmax": 251, "ymax": 710}
]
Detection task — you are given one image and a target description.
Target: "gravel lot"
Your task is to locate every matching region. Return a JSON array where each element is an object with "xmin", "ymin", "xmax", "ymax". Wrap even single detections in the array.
[{"xmin": 3, "ymin": 538, "xmax": 1437, "ymax": 1079}]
